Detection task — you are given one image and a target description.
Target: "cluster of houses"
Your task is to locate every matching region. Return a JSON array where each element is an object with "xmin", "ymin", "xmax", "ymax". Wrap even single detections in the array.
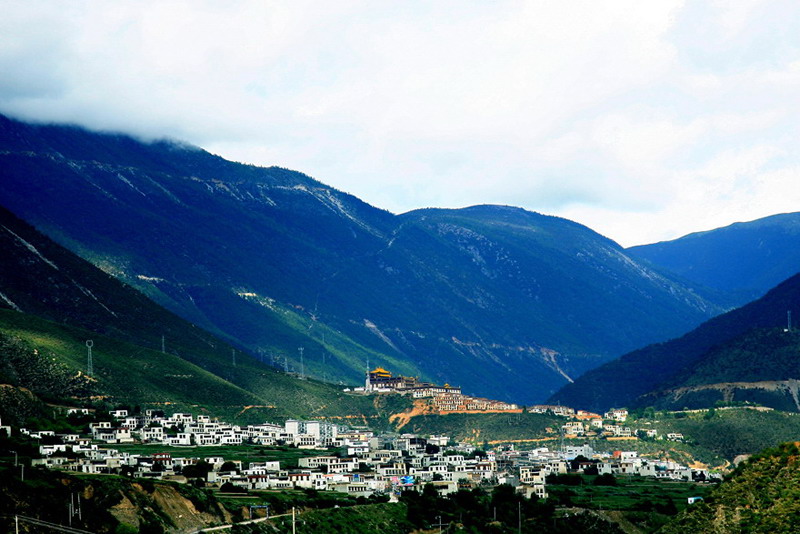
[
  {"xmin": 528, "ymin": 406, "xmax": 685, "ymax": 442},
  {"xmin": 432, "ymin": 392, "xmax": 519, "ymax": 412},
  {"xmin": 18, "ymin": 409, "xmax": 710, "ymax": 501}
]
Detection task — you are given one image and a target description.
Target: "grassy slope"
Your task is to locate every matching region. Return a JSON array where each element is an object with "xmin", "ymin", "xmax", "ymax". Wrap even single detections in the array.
[
  {"xmin": 0, "ymin": 308, "xmax": 411, "ymax": 424},
  {"xmin": 399, "ymin": 411, "xmax": 563, "ymax": 443},
  {"xmin": 653, "ymin": 409, "xmax": 800, "ymax": 462}
]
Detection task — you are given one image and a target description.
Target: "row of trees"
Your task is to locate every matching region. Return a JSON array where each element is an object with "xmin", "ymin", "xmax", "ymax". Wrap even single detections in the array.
[{"xmin": 399, "ymin": 483, "xmax": 623, "ymax": 533}]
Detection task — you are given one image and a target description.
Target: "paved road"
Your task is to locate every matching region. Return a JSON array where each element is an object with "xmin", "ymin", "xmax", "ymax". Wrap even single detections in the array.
[{"xmin": 192, "ymin": 512, "xmax": 293, "ymax": 533}]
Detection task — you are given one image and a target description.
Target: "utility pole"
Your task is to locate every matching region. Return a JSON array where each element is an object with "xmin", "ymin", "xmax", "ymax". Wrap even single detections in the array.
[
  {"xmin": 292, "ymin": 506, "xmax": 296, "ymax": 534},
  {"xmin": 161, "ymin": 335, "xmax": 165, "ymax": 353},
  {"xmin": 85, "ymin": 340, "xmax": 94, "ymax": 377}
]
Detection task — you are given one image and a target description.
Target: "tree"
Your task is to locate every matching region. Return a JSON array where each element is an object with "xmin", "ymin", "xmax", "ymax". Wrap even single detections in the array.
[
  {"xmin": 220, "ymin": 461, "xmax": 238, "ymax": 473},
  {"xmin": 182, "ymin": 460, "xmax": 212, "ymax": 479},
  {"xmin": 220, "ymin": 482, "xmax": 246, "ymax": 493},
  {"xmin": 569, "ymin": 455, "xmax": 591, "ymax": 471}
]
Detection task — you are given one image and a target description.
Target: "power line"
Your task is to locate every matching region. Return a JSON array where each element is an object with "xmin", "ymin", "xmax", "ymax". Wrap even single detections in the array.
[{"xmin": 13, "ymin": 514, "xmax": 96, "ymax": 534}]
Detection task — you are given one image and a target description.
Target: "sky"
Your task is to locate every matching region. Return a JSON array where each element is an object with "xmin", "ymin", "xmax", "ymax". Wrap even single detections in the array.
[{"xmin": 2, "ymin": 1, "xmax": 800, "ymax": 247}]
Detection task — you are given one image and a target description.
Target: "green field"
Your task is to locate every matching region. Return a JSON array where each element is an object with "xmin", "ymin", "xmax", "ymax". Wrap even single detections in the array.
[
  {"xmin": 251, "ymin": 502, "xmax": 411, "ymax": 534},
  {"xmin": 548, "ymin": 474, "xmax": 712, "ymax": 533}
]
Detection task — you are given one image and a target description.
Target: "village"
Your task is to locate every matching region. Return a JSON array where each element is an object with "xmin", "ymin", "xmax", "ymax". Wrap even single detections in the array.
[{"xmin": 9, "ymin": 388, "xmax": 713, "ymax": 505}]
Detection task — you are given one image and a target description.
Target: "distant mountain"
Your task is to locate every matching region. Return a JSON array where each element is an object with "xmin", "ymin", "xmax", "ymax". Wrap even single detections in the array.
[
  {"xmin": 628, "ymin": 212, "xmax": 800, "ymax": 305},
  {"xmin": 549, "ymin": 273, "xmax": 800, "ymax": 412},
  {"xmin": 0, "ymin": 114, "xmax": 723, "ymax": 403}
]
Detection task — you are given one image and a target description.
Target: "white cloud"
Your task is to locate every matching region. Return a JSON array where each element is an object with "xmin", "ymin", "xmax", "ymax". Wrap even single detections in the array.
[{"xmin": 2, "ymin": 0, "xmax": 800, "ymax": 246}]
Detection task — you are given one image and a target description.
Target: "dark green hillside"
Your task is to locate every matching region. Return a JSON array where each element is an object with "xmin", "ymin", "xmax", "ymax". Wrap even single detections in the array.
[
  {"xmin": 661, "ymin": 442, "xmax": 800, "ymax": 534},
  {"xmin": 637, "ymin": 328, "xmax": 800, "ymax": 411},
  {"xmin": 0, "ymin": 203, "xmax": 263, "ymax": 376},
  {"xmin": 666, "ymin": 328, "xmax": 800, "ymax": 387},
  {"xmin": 244, "ymin": 503, "xmax": 413, "ymax": 534},
  {"xmin": 629, "ymin": 212, "xmax": 800, "ymax": 305},
  {"xmin": 550, "ymin": 273, "xmax": 800, "ymax": 412},
  {"xmin": 0, "ymin": 113, "xmax": 723, "ymax": 403}
]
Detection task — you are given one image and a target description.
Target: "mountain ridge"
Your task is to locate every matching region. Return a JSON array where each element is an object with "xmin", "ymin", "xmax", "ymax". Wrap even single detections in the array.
[
  {"xmin": 628, "ymin": 211, "xmax": 800, "ymax": 305},
  {"xmin": 0, "ymin": 113, "xmax": 725, "ymax": 402}
]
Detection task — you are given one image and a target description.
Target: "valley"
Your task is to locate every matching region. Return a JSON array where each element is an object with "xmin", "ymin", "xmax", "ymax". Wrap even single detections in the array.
[{"xmin": 2, "ymin": 114, "xmax": 800, "ymax": 533}]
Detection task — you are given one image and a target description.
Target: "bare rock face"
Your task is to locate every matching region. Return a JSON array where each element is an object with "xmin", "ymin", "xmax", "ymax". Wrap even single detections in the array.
[{"xmin": 733, "ymin": 454, "xmax": 751, "ymax": 467}]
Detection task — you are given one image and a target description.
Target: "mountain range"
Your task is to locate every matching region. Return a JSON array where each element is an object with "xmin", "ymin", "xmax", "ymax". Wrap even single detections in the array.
[{"xmin": 0, "ymin": 113, "xmax": 730, "ymax": 403}]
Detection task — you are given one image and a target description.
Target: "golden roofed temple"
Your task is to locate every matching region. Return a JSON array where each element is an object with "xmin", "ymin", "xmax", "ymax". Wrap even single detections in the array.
[{"xmin": 368, "ymin": 367, "xmax": 392, "ymax": 380}]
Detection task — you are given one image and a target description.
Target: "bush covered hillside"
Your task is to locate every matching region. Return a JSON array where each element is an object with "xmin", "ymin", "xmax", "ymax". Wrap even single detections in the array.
[{"xmin": 661, "ymin": 442, "xmax": 800, "ymax": 534}]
